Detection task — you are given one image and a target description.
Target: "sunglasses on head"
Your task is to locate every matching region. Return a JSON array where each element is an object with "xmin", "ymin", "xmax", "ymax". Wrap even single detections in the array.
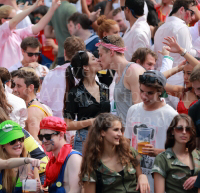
[
  {"xmin": 102, "ymin": 36, "xmax": 111, "ymax": 44},
  {"xmin": 24, "ymin": 51, "xmax": 41, "ymax": 57},
  {"xmin": 139, "ymin": 74, "xmax": 162, "ymax": 86},
  {"xmin": 9, "ymin": 137, "xmax": 24, "ymax": 145},
  {"xmin": 38, "ymin": 132, "xmax": 59, "ymax": 141},
  {"xmin": 174, "ymin": 126, "xmax": 191, "ymax": 134},
  {"xmin": 185, "ymin": 8, "xmax": 195, "ymax": 16},
  {"xmin": 78, "ymin": 51, "xmax": 85, "ymax": 61}
]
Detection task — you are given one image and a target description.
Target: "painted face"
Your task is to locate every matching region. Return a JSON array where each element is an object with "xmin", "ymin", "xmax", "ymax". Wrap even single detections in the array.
[
  {"xmin": 183, "ymin": 64, "xmax": 193, "ymax": 88},
  {"xmin": 103, "ymin": 24, "xmax": 120, "ymax": 37},
  {"xmin": 67, "ymin": 21, "xmax": 78, "ymax": 36},
  {"xmin": 192, "ymin": 80, "xmax": 200, "ymax": 98},
  {"xmin": 173, "ymin": 119, "xmax": 191, "ymax": 144},
  {"xmin": 12, "ymin": 77, "xmax": 29, "ymax": 101},
  {"xmin": 86, "ymin": 52, "xmax": 102, "ymax": 73},
  {"xmin": 183, "ymin": 5, "xmax": 196, "ymax": 25},
  {"xmin": 22, "ymin": 47, "xmax": 40, "ymax": 64},
  {"xmin": 142, "ymin": 54, "xmax": 156, "ymax": 70},
  {"xmin": 34, "ymin": 13, "xmax": 43, "ymax": 24},
  {"xmin": 113, "ymin": 13, "xmax": 127, "ymax": 33},
  {"xmin": 3, "ymin": 138, "xmax": 24, "ymax": 158},
  {"xmin": 101, "ymin": 121, "xmax": 123, "ymax": 146},
  {"xmin": 98, "ymin": 46, "xmax": 111, "ymax": 70},
  {"xmin": 140, "ymin": 84, "xmax": 161, "ymax": 106},
  {"xmin": 39, "ymin": 129, "xmax": 60, "ymax": 152}
]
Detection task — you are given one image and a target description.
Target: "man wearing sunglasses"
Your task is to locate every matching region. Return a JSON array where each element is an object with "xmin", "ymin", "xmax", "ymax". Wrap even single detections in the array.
[
  {"xmin": 9, "ymin": 37, "xmax": 49, "ymax": 77},
  {"xmin": 39, "ymin": 116, "xmax": 82, "ymax": 193},
  {"xmin": 154, "ymin": 0, "xmax": 199, "ymax": 109},
  {"xmin": 125, "ymin": 70, "xmax": 178, "ymax": 193}
]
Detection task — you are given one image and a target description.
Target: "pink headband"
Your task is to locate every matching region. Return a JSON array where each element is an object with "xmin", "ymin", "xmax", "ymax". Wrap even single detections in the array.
[{"xmin": 95, "ymin": 42, "xmax": 126, "ymax": 53}]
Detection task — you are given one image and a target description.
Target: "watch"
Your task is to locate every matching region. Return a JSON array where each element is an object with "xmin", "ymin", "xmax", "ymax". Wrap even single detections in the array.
[{"xmin": 180, "ymin": 48, "xmax": 187, "ymax": 56}]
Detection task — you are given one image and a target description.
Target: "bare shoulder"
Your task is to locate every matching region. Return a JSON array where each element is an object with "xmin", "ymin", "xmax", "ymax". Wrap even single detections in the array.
[{"xmin": 67, "ymin": 151, "xmax": 82, "ymax": 166}]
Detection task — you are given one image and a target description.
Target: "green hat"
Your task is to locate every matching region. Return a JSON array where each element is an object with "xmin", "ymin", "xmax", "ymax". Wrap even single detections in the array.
[{"xmin": 0, "ymin": 120, "xmax": 24, "ymax": 145}]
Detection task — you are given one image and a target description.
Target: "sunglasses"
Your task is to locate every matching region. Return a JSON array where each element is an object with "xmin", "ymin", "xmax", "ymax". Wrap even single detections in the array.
[
  {"xmin": 78, "ymin": 51, "xmax": 85, "ymax": 61},
  {"xmin": 4, "ymin": 17, "xmax": 13, "ymax": 19},
  {"xmin": 174, "ymin": 126, "xmax": 191, "ymax": 134},
  {"xmin": 102, "ymin": 36, "xmax": 111, "ymax": 44},
  {"xmin": 24, "ymin": 51, "xmax": 41, "ymax": 57},
  {"xmin": 9, "ymin": 137, "xmax": 24, "ymax": 145},
  {"xmin": 38, "ymin": 132, "xmax": 59, "ymax": 141},
  {"xmin": 185, "ymin": 8, "xmax": 195, "ymax": 16},
  {"xmin": 11, "ymin": 79, "xmax": 16, "ymax": 89},
  {"xmin": 139, "ymin": 74, "xmax": 163, "ymax": 86},
  {"xmin": 121, "ymin": 6, "xmax": 126, "ymax": 11}
]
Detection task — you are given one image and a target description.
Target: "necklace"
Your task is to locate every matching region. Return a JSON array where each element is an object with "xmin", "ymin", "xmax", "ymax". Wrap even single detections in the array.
[{"xmin": 27, "ymin": 98, "xmax": 38, "ymax": 108}]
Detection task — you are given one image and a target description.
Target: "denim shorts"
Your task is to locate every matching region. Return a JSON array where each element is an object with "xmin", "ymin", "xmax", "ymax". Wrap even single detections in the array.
[{"xmin": 73, "ymin": 129, "xmax": 88, "ymax": 153}]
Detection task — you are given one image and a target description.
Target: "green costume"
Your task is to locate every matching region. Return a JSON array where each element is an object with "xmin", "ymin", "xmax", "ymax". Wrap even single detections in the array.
[
  {"xmin": 82, "ymin": 147, "xmax": 140, "ymax": 193},
  {"xmin": 152, "ymin": 148, "xmax": 200, "ymax": 193}
]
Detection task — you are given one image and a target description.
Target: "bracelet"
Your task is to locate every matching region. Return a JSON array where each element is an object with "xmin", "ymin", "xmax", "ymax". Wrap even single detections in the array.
[
  {"xmin": 24, "ymin": 158, "xmax": 28, "ymax": 164},
  {"xmin": 180, "ymin": 48, "xmax": 187, "ymax": 56}
]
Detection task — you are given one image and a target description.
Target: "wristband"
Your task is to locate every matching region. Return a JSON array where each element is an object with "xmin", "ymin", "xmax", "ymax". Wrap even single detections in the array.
[
  {"xmin": 24, "ymin": 158, "xmax": 28, "ymax": 164},
  {"xmin": 180, "ymin": 49, "xmax": 187, "ymax": 56}
]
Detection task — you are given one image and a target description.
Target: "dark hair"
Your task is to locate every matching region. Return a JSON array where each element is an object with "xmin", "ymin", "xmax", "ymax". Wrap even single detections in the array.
[
  {"xmin": 169, "ymin": 0, "xmax": 197, "ymax": 16},
  {"xmin": 32, "ymin": 5, "xmax": 48, "ymax": 16},
  {"xmin": 145, "ymin": 0, "xmax": 159, "ymax": 26},
  {"xmin": 0, "ymin": 67, "xmax": 11, "ymax": 84},
  {"xmin": 68, "ymin": 12, "xmax": 92, "ymax": 30},
  {"xmin": 14, "ymin": 70, "xmax": 40, "ymax": 94},
  {"xmin": 165, "ymin": 114, "xmax": 196, "ymax": 153},
  {"xmin": 79, "ymin": 113, "xmax": 139, "ymax": 185},
  {"xmin": 21, "ymin": 37, "xmax": 41, "ymax": 51},
  {"xmin": 71, "ymin": 51, "xmax": 89, "ymax": 80},
  {"xmin": 131, "ymin": 48, "xmax": 157, "ymax": 64},
  {"xmin": 125, "ymin": 0, "xmax": 144, "ymax": 16}
]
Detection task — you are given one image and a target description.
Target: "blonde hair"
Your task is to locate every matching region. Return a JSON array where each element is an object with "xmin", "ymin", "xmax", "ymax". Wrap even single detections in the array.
[
  {"xmin": 0, "ymin": 145, "xmax": 27, "ymax": 193},
  {"xmin": 0, "ymin": 5, "xmax": 14, "ymax": 25},
  {"xmin": 97, "ymin": 15, "xmax": 117, "ymax": 39}
]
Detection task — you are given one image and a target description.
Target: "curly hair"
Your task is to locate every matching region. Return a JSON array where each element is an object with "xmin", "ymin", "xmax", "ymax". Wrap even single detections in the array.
[
  {"xmin": 165, "ymin": 114, "xmax": 196, "ymax": 153},
  {"xmin": 79, "ymin": 113, "xmax": 139, "ymax": 185}
]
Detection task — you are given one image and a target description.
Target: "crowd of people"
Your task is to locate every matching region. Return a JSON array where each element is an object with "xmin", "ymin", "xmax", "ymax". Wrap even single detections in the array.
[{"xmin": 0, "ymin": 0, "xmax": 200, "ymax": 192}]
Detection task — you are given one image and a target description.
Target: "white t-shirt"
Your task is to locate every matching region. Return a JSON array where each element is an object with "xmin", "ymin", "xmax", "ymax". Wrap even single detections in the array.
[{"xmin": 125, "ymin": 102, "xmax": 178, "ymax": 193}]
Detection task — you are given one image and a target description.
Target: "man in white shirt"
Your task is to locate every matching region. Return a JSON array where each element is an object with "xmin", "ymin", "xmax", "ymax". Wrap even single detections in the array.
[
  {"xmin": 125, "ymin": 70, "xmax": 178, "ymax": 193},
  {"xmin": 122, "ymin": 0, "xmax": 151, "ymax": 61},
  {"xmin": 9, "ymin": 37, "xmax": 49, "ymax": 77},
  {"xmin": 154, "ymin": 0, "xmax": 199, "ymax": 108}
]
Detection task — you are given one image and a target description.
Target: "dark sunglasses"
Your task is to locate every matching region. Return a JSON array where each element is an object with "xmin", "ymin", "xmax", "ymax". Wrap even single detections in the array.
[
  {"xmin": 25, "ymin": 51, "xmax": 41, "ymax": 57},
  {"xmin": 185, "ymin": 8, "xmax": 195, "ymax": 16},
  {"xmin": 9, "ymin": 137, "xmax": 24, "ymax": 145},
  {"xmin": 38, "ymin": 132, "xmax": 59, "ymax": 141},
  {"xmin": 139, "ymin": 74, "xmax": 162, "ymax": 86},
  {"xmin": 174, "ymin": 126, "xmax": 191, "ymax": 134},
  {"xmin": 78, "ymin": 51, "xmax": 85, "ymax": 61},
  {"xmin": 102, "ymin": 36, "xmax": 111, "ymax": 44},
  {"xmin": 11, "ymin": 79, "xmax": 16, "ymax": 89},
  {"xmin": 4, "ymin": 17, "xmax": 13, "ymax": 19},
  {"xmin": 121, "ymin": 6, "xmax": 127, "ymax": 11}
]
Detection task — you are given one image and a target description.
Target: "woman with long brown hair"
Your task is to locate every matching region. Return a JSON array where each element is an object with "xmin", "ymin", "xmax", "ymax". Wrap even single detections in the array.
[
  {"xmin": 152, "ymin": 114, "xmax": 200, "ymax": 193},
  {"xmin": 79, "ymin": 113, "xmax": 150, "ymax": 193}
]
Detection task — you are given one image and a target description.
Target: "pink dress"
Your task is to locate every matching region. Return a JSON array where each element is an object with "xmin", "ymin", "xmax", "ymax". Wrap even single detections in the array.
[{"xmin": 0, "ymin": 21, "xmax": 34, "ymax": 69}]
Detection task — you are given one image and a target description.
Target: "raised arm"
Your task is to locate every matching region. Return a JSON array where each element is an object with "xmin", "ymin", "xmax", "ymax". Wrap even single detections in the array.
[
  {"xmin": 32, "ymin": 0, "xmax": 61, "ymax": 35},
  {"xmin": 163, "ymin": 36, "xmax": 200, "ymax": 67},
  {"xmin": 104, "ymin": 1, "xmax": 114, "ymax": 18},
  {"xmin": 9, "ymin": 0, "xmax": 42, "ymax": 30}
]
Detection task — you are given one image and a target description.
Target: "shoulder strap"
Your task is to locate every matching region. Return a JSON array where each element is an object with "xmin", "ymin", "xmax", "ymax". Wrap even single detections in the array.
[
  {"xmin": 28, "ymin": 105, "xmax": 49, "ymax": 117},
  {"xmin": 56, "ymin": 151, "xmax": 82, "ymax": 184},
  {"xmin": 95, "ymin": 162, "xmax": 103, "ymax": 193}
]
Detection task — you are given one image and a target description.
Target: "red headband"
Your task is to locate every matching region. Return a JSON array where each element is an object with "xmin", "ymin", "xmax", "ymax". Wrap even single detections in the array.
[{"xmin": 95, "ymin": 42, "xmax": 126, "ymax": 53}]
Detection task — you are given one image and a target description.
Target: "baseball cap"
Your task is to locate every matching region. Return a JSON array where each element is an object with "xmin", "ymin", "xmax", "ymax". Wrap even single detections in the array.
[
  {"xmin": 139, "ymin": 70, "xmax": 168, "ymax": 98},
  {"xmin": 40, "ymin": 116, "xmax": 67, "ymax": 133},
  {"xmin": 0, "ymin": 120, "xmax": 24, "ymax": 145}
]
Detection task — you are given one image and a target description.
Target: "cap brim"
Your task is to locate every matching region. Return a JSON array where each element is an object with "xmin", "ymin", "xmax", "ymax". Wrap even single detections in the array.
[{"xmin": 0, "ymin": 130, "xmax": 24, "ymax": 145}]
